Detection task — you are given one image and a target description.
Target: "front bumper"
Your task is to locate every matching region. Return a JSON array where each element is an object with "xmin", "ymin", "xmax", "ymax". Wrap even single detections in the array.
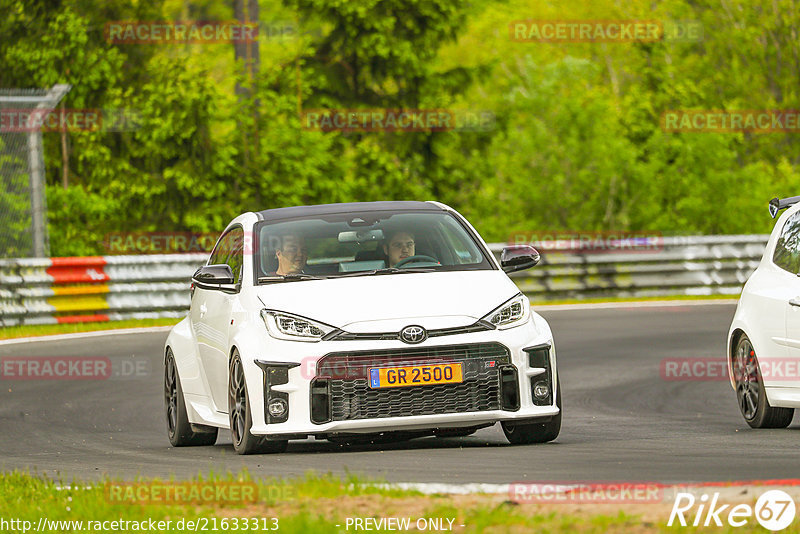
[{"xmin": 242, "ymin": 316, "xmax": 559, "ymax": 437}]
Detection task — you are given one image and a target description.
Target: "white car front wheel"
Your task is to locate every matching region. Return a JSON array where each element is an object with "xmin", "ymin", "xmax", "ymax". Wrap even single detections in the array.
[
  {"xmin": 228, "ymin": 349, "xmax": 287, "ymax": 454},
  {"xmin": 501, "ymin": 376, "xmax": 561, "ymax": 444}
]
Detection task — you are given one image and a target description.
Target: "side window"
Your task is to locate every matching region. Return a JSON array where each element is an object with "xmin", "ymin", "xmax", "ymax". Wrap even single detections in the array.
[
  {"xmin": 208, "ymin": 232, "xmax": 230, "ymax": 266},
  {"xmin": 773, "ymin": 212, "xmax": 800, "ymax": 273},
  {"xmin": 440, "ymin": 220, "xmax": 481, "ymax": 264},
  {"xmin": 208, "ymin": 227, "xmax": 244, "ymax": 284},
  {"xmin": 225, "ymin": 228, "xmax": 244, "ymax": 284}
]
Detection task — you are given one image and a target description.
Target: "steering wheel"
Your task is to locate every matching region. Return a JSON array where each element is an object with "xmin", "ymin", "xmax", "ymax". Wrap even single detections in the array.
[{"xmin": 394, "ymin": 255, "xmax": 439, "ymax": 268}]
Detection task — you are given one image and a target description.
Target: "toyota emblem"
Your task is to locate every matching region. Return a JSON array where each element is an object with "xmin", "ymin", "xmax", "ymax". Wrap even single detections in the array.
[{"xmin": 400, "ymin": 325, "xmax": 427, "ymax": 344}]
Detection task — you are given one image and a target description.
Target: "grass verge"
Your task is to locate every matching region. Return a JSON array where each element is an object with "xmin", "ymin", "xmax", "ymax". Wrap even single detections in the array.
[{"xmin": 0, "ymin": 471, "xmax": 779, "ymax": 533}]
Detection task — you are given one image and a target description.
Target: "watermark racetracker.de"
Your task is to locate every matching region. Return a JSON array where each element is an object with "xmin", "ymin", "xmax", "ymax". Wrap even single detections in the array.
[
  {"xmin": 509, "ymin": 20, "xmax": 702, "ymax": 43},
  {"xmin": 660, "ymin": 357, "xmax": 800, "ymax": 382},
  {"xmin": 103, "ymin": 481, "xmax": 293, "ymax": 505},
  {"xmin": 101, "ymin": 231, "xmax": 289, "ymax": 255},
  {"xmin": 510, "ymin": 481, "xmax": 663, "ymax": 504},
  {"xmin": 0, "ymin": 108, "xmax": 141, "ymax": 133},
  {"xmin": 102, "ymin": 232, "xmax": 219, "ymax": 254},
  {"xmin": 661, "ymin": 110, "xmax": 800, "ymax": 133},
  {"xmin": 301, "ymin": 109, "xmax": 496, "ymax": 133},
  {"xmin": 0, "ymin": 357, "xmax": 150, "ymax": 381},
  {"xmin": 105, "ymin": 20, "xmax": 314, "ymax": 44},
  {"xmin": 508, "ymin": 230, "xmax": 664, "ymax": 254}
]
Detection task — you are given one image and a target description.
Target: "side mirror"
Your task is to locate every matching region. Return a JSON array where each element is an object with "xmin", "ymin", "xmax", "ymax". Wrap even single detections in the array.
[
  {"xmin": 192, "ymin": 264, "xmax": 235, "ymax": 289},
  {"xmin": 769, "ymin": 196, "xmax": 800, "ymax": 218},
  {"xmin": 501, "ymin": 245, "xmax": 540, "ymax": 273}
]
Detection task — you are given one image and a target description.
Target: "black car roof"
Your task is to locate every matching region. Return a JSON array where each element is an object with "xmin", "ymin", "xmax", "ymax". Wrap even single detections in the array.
[{"xmin": 254, "ymin": 201, "xmax": 444, "ymax": 222}]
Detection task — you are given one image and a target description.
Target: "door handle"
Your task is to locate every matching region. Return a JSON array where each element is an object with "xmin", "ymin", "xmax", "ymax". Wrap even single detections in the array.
[{"xmin": 790, "ymin": 298, "xmax": 800, "ymax": 307}]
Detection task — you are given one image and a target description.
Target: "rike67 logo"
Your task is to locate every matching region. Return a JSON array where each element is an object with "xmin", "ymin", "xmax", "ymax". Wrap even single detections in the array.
[{"xmin": 668, "ymin": 490, "xmax": 796, "ymax": 531}]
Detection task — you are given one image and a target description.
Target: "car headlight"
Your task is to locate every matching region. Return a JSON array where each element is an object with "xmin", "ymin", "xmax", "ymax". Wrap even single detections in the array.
[
  {"xmin": 261, "ymin": 309, "xmax": 335, "ymax": 342},
  {"xmin": 481, "ymin": 294, "xmax": 530, "ymax": 329}
]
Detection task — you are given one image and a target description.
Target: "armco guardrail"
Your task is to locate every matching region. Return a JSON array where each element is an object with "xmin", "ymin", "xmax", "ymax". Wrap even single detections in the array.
[
  {"xmin": 506, "ymin": 235, "xmax": 769, "ymax": 300},
  {"xmin": 0, "ymin": 235, "xmax": 769, "ymax": 326}
]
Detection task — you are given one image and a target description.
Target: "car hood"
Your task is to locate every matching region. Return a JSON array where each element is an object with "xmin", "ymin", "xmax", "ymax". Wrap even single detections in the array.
[{"xmin": 255, "ymin": 270, "xmax": 520, "ymax": 329}]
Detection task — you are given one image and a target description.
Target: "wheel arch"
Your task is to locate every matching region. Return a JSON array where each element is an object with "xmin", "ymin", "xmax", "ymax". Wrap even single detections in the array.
[
  {"xmin": 728, "ymin": 328, "xmax": 746, "ymax": 389},
  {"xmin": 729, "ymin": 328, "xmax": 745, "ymax": 359}
]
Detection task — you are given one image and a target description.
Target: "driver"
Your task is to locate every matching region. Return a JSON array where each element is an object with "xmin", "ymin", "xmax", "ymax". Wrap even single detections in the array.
[
  {"xmin": 275, "ymin": 234, "xmax": 308, "ymax": 275},
  {"xmin": 383, "ymin": 230, "xmax": 415, "ymax": 267}
]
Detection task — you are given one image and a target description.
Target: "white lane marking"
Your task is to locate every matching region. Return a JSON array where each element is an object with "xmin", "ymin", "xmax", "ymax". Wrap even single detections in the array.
[
  {"xmin": 0, "ymin": 326, "xmax": 173, "ymax": 346},
  {"xmin": 372, "ymin": 482, "xmax": 509, "ymax": 494}
]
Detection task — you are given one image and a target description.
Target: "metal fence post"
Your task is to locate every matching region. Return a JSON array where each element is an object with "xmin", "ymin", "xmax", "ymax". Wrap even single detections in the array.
[{"xmin": 0, "ymin": 83, "xmax": 70, "ymax": 258}]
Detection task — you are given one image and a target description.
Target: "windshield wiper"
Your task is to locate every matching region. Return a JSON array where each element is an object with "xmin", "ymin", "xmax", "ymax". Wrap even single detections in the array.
[
  {"xmin": 336, "ymin": 267, "xmax": 437, "ymax": 278},
  {"xmin": 374, "ymin": 267, "xmax": 437, "ymax": 274},
  {"xmin": 258, "ymin": 273, "xmax": 326, "ymax": 283}
]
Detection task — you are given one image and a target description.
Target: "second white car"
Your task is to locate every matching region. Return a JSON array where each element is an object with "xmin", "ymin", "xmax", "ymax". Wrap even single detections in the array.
[{"xmin": 727, "ymin": 195, "xmax": 800, "ymax": 428}]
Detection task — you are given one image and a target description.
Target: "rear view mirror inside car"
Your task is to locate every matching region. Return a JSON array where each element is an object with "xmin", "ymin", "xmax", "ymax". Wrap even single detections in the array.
[{"xmin": 338, "ymin": 229, "xmax": 384, "ymax": 243}]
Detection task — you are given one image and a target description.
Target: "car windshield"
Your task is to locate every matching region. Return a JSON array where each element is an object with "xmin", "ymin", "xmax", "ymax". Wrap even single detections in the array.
[{"xmin": 254, "ymin": 209, "xmax": 493, "ymax": 282}]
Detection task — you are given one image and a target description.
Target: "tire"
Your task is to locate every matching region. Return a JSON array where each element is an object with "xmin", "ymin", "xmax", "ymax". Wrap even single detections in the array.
[
  {"xmin": 732, "ymin": 334, "xmax": 794, "ymax": 429},
  {"xmin": 164, "ymin": 348, "xmax": 218, "ymax": 447},
  {"xmin": 229, "ymin": 349, "xmax": 288, "ymax": 455},
  {"xmin": 501, "ymin": 377, "xmax": 561, "ymax": 445}
]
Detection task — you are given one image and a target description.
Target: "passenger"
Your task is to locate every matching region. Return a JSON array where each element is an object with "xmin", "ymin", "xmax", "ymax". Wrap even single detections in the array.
[
  {"xmin": 275, "ymin": 234, "xmax": 308, "ymax": 275},
  {"xmin": 383, "ymin": 230, "xmax": 416, "ymax": 267}
]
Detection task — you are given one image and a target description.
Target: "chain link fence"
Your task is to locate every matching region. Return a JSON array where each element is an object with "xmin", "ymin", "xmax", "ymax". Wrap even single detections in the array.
[{"xmin": 0, "ymin": 85, "xmax": 70, "ymax": 258}]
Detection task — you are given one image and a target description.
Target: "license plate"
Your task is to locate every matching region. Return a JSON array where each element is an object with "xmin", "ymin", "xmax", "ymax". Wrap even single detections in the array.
[{"xmin": 368, "ymin": 363, "xmax": 463, "ymax": 389}]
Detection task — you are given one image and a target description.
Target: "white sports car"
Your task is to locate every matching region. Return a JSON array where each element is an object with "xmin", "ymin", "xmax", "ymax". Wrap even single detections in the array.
[
  {"xmin": 727, "ymin": 195, "xmax": 800, "ymax": 428},
  {"xmin": 164, "ymin": 201, "xmax": 560, "ymax": 454}
]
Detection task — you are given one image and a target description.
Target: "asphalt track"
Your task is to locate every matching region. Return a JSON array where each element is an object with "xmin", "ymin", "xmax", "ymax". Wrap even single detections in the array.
[{"xmin": 1, "ymin": 302, "xmax": 798, "ymax": 484}]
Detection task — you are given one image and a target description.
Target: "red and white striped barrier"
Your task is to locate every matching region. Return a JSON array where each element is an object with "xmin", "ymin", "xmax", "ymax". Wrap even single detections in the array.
[{"xmin": 0, "ymin": 254, "xmax": 207, "ymax": 326}]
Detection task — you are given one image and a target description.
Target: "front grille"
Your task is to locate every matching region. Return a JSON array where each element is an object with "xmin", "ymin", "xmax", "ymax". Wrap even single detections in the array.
[
  {"xmin": 325, "ymin": 321, "xmax": 494, "ymax": 342},
  {"xmin": 314, "ymin": 343, "xmax": 511, "ymax": 422}
]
